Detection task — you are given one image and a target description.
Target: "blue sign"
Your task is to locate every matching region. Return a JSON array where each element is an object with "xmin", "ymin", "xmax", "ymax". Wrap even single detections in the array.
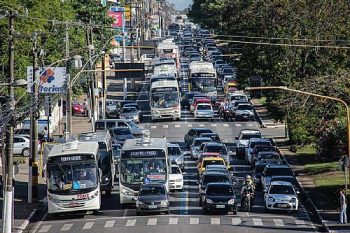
[
  {"xmin": 110, "ymin": 6, "xmax": 125, "ymax": 12},
  {"xmin": 115, "ymin": 36, "xmax": 123, "ymax": 42}
]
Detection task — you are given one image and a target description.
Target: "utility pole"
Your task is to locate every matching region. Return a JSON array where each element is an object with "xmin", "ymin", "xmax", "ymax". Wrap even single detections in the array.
[
  {"xmin": 87, "ymin": 27, "xmax": 96, "ymax": 124},
  {"xmin": 2, "ymin": 10, "xmax": 15, "ymax": 233},
  {"xmin": 101, "ymin": 30, "xmax": 107, "ymax": 119},
  {"xmin": 65, "ymin": 23, "xmax": 72, "ymax": 141},
  {"xmin": 28, "ymin": 33, "xmax": 39, "ymax": 204}
]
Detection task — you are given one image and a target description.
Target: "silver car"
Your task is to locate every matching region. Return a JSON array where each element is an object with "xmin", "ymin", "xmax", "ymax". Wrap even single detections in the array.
[
  {"xmin": 235, "ymin": 103, "xmax": 255, "ymax": 121},
  {"xmin": 194, "ymin": 103, "xmax": 214, "ymax": 120},
  {"xmin": 119, "ymin": 106, "xmax": 140, "ymax": 123},
  {"xmin": 106, "ymin": 100, "xmax": 118, "ymax": 118},
  {"xmin": 13, "ymin": 135, "xmax": 30, "ymax": 156}
]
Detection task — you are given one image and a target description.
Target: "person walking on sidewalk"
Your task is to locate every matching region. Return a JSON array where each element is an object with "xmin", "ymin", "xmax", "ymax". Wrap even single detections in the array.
[{"xmin": 339, "ymin": 189, "xmax": 347, "ymax": 224}]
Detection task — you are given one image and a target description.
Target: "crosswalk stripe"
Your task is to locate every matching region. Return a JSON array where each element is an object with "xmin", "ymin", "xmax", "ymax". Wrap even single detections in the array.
[
  {"xmin": 39, "ymin": 225, "xmax": 52, "ymax": 233},
  {"xmin": 211, "ymin": 218, "xmax": 220, "ymax": 225},
  {"xmin": 190, "ymin": 217, "xmax": 199, "ymax": 224},
  {"xmin": 295, "ymin": 220, "xmax": 307, "ymax": 227},
  {"xmin": 223, "ymin": 123, "xmax": 229, "ymax": 127},
  {"xmin": 187, "ymin": 124, "xmax": 193, "ymax": 127},
  {"xmin": 175, "ymin": 124, "xmax": 181, "ymax": 128},
  {"xmin": 169, "ymin": 217, "xmax": 178, "ymax": 225},
  {"xmin": 126, "ymin": 219, "xmax": 136, "ymax": 227},
  {"xmin": 211, "ymin": 124, "xmax": 217, "ymax": 127},
  {"xmin": 199, "ymin": 124, "xmax": 205, "ymax": 127},
  {"xmin": 273, "ymin": 219, "xmax": 284, "ymax": 227},
  {"xmin": 253, "ymin": 218, "xmax": 263, "ymax": 226},
  {"xmin": 247, "ymin": 123, "xmax": 254, "ymax": 127},
  {"xmin": 104, "ymin": 220, "xmax": 115, "ymax": 228},
  {"xmin": 147, "ymin": 218, "xmax": 157, "ymax": 226},
  {"xmin": 60, "ymin": 224, "xmax": 73, "ymax": 231},
  {"xmin": 82, "ymin": 222, "xmax": 94, "ymax": 230},
  {"xmin": 151, "ymin": 125, "xmax": 156, "ymax": 129},
  {"xmin": 235, "ymin": 123, "xmax": 242, "ymax": 127},
  {"xmin": 231, "ymin": 217, "xmax": 241, "ymax": 225},
  {"xmin": 163, "ymin": 125, "xmax": 168, "ymax": 128}
]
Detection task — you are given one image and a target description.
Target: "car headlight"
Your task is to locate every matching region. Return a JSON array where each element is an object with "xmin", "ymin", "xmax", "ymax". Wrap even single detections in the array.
[
  {"xmin": 133, "ymin": 115, "xmax": 138, "ymax": 119},
  {"xmin": 268, "ymin": 197, "xmax": 275, "ymax": 202},
  {"xmin": 228, "ymin": 199, "xmax": 235, "ymax": 204},
  {"xmin": 152, "ymin": 110, "xmax": 160, "ymax": 114},
  {"xmin": 121, "ymin": 188, "xmax": 134, "ymax": 196},
  {"xmin": 104, "ymin": 176, "xmax": 109, "ymax": 182},
  {"xmin": 176, "ymin": 178, "xmax": 183, "ymax": 182},
  {"xmin": 136, "ymin": 200, "xmax": 144, "ymax": 206},
  {"xmin": 206, "ymin": 198, "xmax": 213, "ymax": 204},
  {"xmin": 161, "ymin": 200, "xmax": 169, "ymax": 205},
  {"xmin": 238, "ymin": 144, "xmax": 245, "ymax": 148},
  {"xmin": 289, "ymin": 198, "xmax": 297, "ymax": 203}
]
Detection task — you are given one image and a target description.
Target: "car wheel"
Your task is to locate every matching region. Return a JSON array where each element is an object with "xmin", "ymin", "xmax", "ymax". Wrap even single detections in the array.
[
  {"xmin": 232, "ymin": 207, "xmax": 238, "ymax": 215},
  {"xmin": 22, "ymin": 148, "xmax": 30, "ymax": 157}
]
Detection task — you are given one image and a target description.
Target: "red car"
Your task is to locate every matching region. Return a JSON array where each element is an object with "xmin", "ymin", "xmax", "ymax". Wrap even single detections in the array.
[
  {"xmin": 190, "ymin": 98, "xmax": 212, "ymax": 113},
  {"xmin": 72, "ymin": 103, "xmax": 86, "ymax": 116}
]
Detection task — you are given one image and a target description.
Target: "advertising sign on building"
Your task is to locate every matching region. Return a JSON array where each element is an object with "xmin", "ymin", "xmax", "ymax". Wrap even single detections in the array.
[
  {"xmin": 125, "ymin": 5, "xmax": 131, "ymax": 22},
  {"xmin": 107, "ymin": 11, "xmax": 124, "ymax": 28},
  {"xmin": 27, "ymin": 66, "xmax": 67, "ymax": 94}
]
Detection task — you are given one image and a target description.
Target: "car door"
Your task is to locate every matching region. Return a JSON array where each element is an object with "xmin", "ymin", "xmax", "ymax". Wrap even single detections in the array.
[{"xmin": 13, "ymin": 137, "xmax": 25, "ymax": 154}]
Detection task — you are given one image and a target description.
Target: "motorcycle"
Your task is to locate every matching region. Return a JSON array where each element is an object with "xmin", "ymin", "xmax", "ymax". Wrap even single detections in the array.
[{"xmin": 241, "ymin": 191, "xmax": 253, "ymax": 212}]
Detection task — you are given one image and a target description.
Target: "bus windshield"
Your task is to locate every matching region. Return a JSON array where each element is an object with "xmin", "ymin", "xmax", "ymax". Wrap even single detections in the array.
[
  {"xmin": 48, "ymin": 162, "xmax": 97, "ymax": 193},
  {"xmin": 120, "ymin": 159, "xmax": 167, "ymax": 184},
  {"xmin": 191, "ymin": 76, "xmax": 216, "ymax": 92},
  {"xmin": 151, "ymin": 87, "xmax": 179, "ymax": 108}
]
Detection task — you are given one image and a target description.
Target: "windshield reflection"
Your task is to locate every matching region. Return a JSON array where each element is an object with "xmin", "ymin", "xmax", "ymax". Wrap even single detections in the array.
[{"xmin": 151, "ymin": 87, "xmax": 179, "ymax": 108}]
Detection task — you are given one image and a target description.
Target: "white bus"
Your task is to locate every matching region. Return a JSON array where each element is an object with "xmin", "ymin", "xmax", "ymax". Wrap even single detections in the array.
[
  {"xmin": 189, "ymin": 61, "xmax": 217, "ymax": 99},
  {"xmin": 150, "ymin": 80, "xmax": 181, "ymax": 121},
  {"xmin": 46, "ymin": 141, "xmax": 101, "ymax": 214},
  {"xmin": 156, "ymin": 40, "xmax": 180, "ymax": 70},
  {"xmin": 119, "ymin": 138, "xmax": 169, "ymax": 204}
]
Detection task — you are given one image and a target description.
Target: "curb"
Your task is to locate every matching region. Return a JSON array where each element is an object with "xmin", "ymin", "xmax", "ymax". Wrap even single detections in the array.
[
  {"xmin": 250, "ymin": 100, "xmax": 266, "ymax": 128},
  {"xmin": 15, "ymin": 209, "xmax": 37, "ymax": 233}
]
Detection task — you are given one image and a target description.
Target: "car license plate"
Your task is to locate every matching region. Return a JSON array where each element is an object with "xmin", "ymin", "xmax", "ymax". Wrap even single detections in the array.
[
  {"xmin": 278, "ymin": 204, "xmax": 287, "ymax": 208},
  {"xmin": 216, "ymin": 205, "xmax": 225, "ymax": 208},
  {"xmin": 148, "ymin": 205, "xmax": 157, "ymax": 209}
]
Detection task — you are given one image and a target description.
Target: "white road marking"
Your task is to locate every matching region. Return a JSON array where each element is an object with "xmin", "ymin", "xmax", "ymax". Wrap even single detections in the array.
[
  {"xmin": 175, "ymin": 124, "xmax": 181, "ymax": 128},
  {"xmin": 122, "ymin": 209, "xmax": 128, "ymax": 219},
  {"xmin": 190, "ymin": 218, "xmax": 199, "ymax": 224},
  {"xmin": 211, "ymin": 218, "xmax": 220, "ymax": 225},
  {"xmin": 235, "ymin": 123, "xmax": 242, "ymax": 127},
  {"xmin": 104, "ymin": 220, "xmax": 115, "ymax": 228},
  {"xmin": 126, "ymin": 219, "xmax": 136, "ymax": 227},
  {"xmin": 187, "ymin": 124, "xmax": 193, "ymax": 127},
  {"xmin": 163, "ymin": 125, "xmax": 168, "ymax": 128},
  {"xmin": 273, "ymin": 219, "xmax": 284, "ymax": 227},
  {"xmin": 169, "ymin": 217, "xmax": 178, "ymax": 225},
  {"xmin": 39, "ymin": 225, "xmax": 52, "ymax": 233},
  {"xmin": 211, "ymin": 124, "xmax": 217, "ymax": 127},
  {"xmin": 151, "ymin": 125, "xmax": 156, "ymax": 129},
  {"xmin": 147, "ymin": 218, "xmax": 158, "ymax": 226},
  {"xmin": 247, "ymin": 123, "xmax": 254, "ymax": 127},
  {"xmin": 199, "ymin": 124, "xmax": 205, "ymax": 127},
  {"xmin": 295, "ymin": 220, "xmax": 307, "ymax": 227},
  {"xmin": 223, "ymin": 123, "xmax": 229, "ymax": 127},
  {"xmin": 253, "ymin": 218, "xmax": 263, "ymax": 226},
  {"xmin": 231, "ymin": 217, "xmax": 242, "ymax": 225},
  {"xmin": 82, "ymin": 222, "xmax": 94, "ymax": 230},
  {"xmin": 60, "ymin": 224, "xmax": 73, "ymax": 231}
]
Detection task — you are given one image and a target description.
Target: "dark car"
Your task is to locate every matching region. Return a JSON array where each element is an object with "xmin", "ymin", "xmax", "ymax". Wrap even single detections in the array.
[
  {"xmin": 253, "ymin": 163, "xmax": 268, "ymax": 189},
  {"xmin": 199, "ymin": 172, "xmax": 231, "ymax": 204},
  {"xmin": 251, "ymin": 145, "xmax": 279, "ymax": 168},
  {"xmin": 199, "ymin": 133, "xmax": 221, "ymax": 143},
  {"xmin": 202, "ymin": 142, "xmax": 229, "ymax": 164},
  {"xmin": 202, "ymin": 182, "xmax": 237, "ymax": 214},
  {"xmin": 181, "ymin": 92, "xmax": 200, "ymax": 109},
  {"xmin": 135, "ymin": 184, "xmax": 170, "ymax": 215},
  {"xmin": 261, "ymin": 164, "xmax": 294, "ymax": 191},
  {"xmin": 109, "ymin": 127, "xmax": 134, "ymax": 145},
  {"xmin": 184, "ymin": 128, "xmax": 213, "ymax": 148}
]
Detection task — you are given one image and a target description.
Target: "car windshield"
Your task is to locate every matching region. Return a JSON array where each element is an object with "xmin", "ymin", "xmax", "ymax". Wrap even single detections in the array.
[
  {"xmin": 120, "ymin": 159, "xmax": 167, "ymax": 184},
  {"xmin": 237, "ymin": 105, "xmax": 253, "ymax": 111},
  {"xmin": 151, "ymin": 87, "xmax": 179, "ymax": 108},
  {"xmin": 124, "ymin": 104, "xmax": 139, "ymax": 110},
  {"xmin": 140, "ymin": 186, "xmax": 166, "ymax": 195},
  {"xmin": 271, "ymin": 177, "xmax": 296, "ymax": 185},
  {"xmin": 48, "ymin": 162, "xmax": 98, "ymax": 192},
  {"xmin": 259, "ymin": 153, "xmax": 279, "ymax": 160},
  {"xmin": 256, "ymin": 147, "xmax": 275, "ymax": 153},
  {"xmin": 194, "ymin": 139, "xmax": 212, "ymax": 146},
  {"xmin": 230, "ymin": 95, "xmax": 247, "ymax": 102},
  {"xmin": 269, "ymin": 185, "xmax": 295, "ymax": 195},
  {"xmin": 205, "ymin": 145, "xmax": 227, "ymax": 154},
  {"xmin": 197, "ymin": 104, "xmax": 212, "ymax": 110},
  {"xmin": 203, "ymin": 175, "xmax": 229, "ymax": 184},
  {"xmin": 250, "ymin": 141, "xmax": 271, "ymax": 148},
  {"xmin": 168, "ymin": 146, "xmax": 181, "ymax": 155},
  {"xmin": 112, "ymin": 128, "xmax": 132, "ymax": 135},
  {"xmin": 265, "ymin": 168, "xmax": 293, "ymax": 176},
  {"xmin": 171, "ymin": 166, "xmax": 181, "ymax": 174},
  {"xmin": 241, "ymin": 134, "xmax": 261, "ymax": 140},
  {"xmin": 207, "ymin": 185, "xmax": 233, "ymax": 196},
  {"xmin": 122, "ymin": 107, "xmax": 137, "ymax": 113},
  {"xmin": 203, "ymin": 159, "xmax": 224, "ymax": 167},
  {"xmin": 197, "ymin": 129, "xmax": 213, "ymax": 135},
  {"xmin": 254, "ymin": 165, "xmax": 267, "ymax": 173}
]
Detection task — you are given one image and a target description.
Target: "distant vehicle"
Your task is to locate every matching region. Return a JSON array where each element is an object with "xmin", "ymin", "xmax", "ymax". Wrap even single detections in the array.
[
  {"xmin": 194, "ymin": 103, "xmax": 214, "ymax": 121},
  {"xmin": 106, "ymin": 100, "xmax": 118, "ymax": 118},
  {"xmin": 198, "ymin": 157, "xmax": 228, "ymax": 176},
  {"xmin": 197, "ymin": 152, "xmax": 221, "ymax": 165},
  {"xmin": 72, "ymin": 103, "xmax": 85, "ymax": 116},
  {"xmin": 253, "ymin": 163, "xmax": 268, "ymax": 189},
  {"xmin": 46, "ymin": 141, "xmax": 101, "ymax": 215},
  {"xmin": 136, "ymin": 184, "xmax": 170, "ymax": 215},
  {"xmin": 201, "ymin": 183, "xmax": 237, "ymax": 215},
  {"xmin": 119, "ymin": 106, "xmax": 140, "ymax": 124},
  {"xmin": 184, "ymin": 128, "xmax": 213, "ymax": 148},
  {"xmin": 190, "ymin": 98, "xmax": 211, "ymax": 114},
  {"xmin": 235, "ymin": 129, "xmax": 262, "ymax": 159},
  {"xmin": 205, "ymin": 164, "xmax": 230, "ymax": 175},
  {"xmin": 245, "ymin": 138, "xmax": 272, "ymax": 165},
  {"xmin": 94, "ymin": 119, "xmax": 149, "ymax": 138},
  {"xmin": 123, "ymin": 103, "xmax": 142, "ymax": 122},
  {"xmin": 261, "ymin": 164, "xmax": 294, "ymax": 191},
  {"xmin": 13, "ymin": 135, "xmax": 30, "ymax": 157},
  {"xmin": 190, "ymin": 137, "xmax": 213, "ymax": 160},
  {"xmin": 167, "ymin": 143, "xmax": 184, "ymax": 170},
  {"xmin": 235, "ymin": 103, "xmax": 255, "ymax": 121},
  {"xmin": 264, "ymin": 181, "xmax": 299, "ymax": 213},
  {"xmin": 201, "ymin": 142, "xmax": 230, "ymax": 164},
  {"xmin": 252, "ymin": 150, "xmax": 281, "ymax": 167},
  {"xmin": 199, "ymin": 133, "xmax": 221, "ymax": 143},
  {"xmin": 169, "ymin": 164, "xmax": 183, "ymax": 191},
  {"xmin": 109, "ymin": 127, "xmax": 134, "ymax": 145},
  {"xmin": 181, "ymin": 92, "xmax": 200, "ymax": 109},
  {"xmin": 189, "ymin": 61, "xmax": 217, "ymax": 100}
]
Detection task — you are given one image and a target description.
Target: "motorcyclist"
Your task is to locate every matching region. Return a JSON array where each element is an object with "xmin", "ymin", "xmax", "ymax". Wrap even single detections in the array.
[{"xmin": 240, "ymin": 175, "xmax": 255, "ymax": 209}]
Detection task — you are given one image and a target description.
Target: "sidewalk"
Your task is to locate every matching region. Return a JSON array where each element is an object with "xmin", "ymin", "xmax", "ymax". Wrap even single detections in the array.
[{"xmin": 251, "ymin": 98, "xmax": 350, "ymax": 232}]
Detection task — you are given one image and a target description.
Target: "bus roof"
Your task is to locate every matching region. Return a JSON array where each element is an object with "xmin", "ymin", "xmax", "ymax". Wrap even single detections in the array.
[
  {"xmin": 151, "ymin": 80, "xmax": 179, "ymax": 89},
  {"xmin": 47, "ymin": 141, "xmax": 99, "ymax": 157},
  {"xmin": 79, "ymin": 131, "xmax": 111, "ymax": 144},
  {"xmin": 122, "ymin": 138, "xmax": 167, "ymax": 151},
  {"xmin": 189, "ymin": 61, "xmax": 215, "ymax": 73}
]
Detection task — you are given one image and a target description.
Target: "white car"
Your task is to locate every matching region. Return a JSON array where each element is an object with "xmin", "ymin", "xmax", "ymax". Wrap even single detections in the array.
[
  {"xmin": 194, "ymin": 103, "xmax": 214, "ymax": 120},
  {"xmin": 13, "ymin": 135, "xmax": 30, "ymax": 156},
  {"xmin": 264, "ymin": 181, "xmax": 299, "ymax": 213},
  {"xmin": 169, "ymin": 165, "xmax": 183, "ymax": 191}
]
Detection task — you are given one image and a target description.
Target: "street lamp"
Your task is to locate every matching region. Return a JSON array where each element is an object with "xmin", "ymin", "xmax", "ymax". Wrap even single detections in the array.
[{"xmin": 245, "ymin": 86, "xmax": 350, "ymax": 195}]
